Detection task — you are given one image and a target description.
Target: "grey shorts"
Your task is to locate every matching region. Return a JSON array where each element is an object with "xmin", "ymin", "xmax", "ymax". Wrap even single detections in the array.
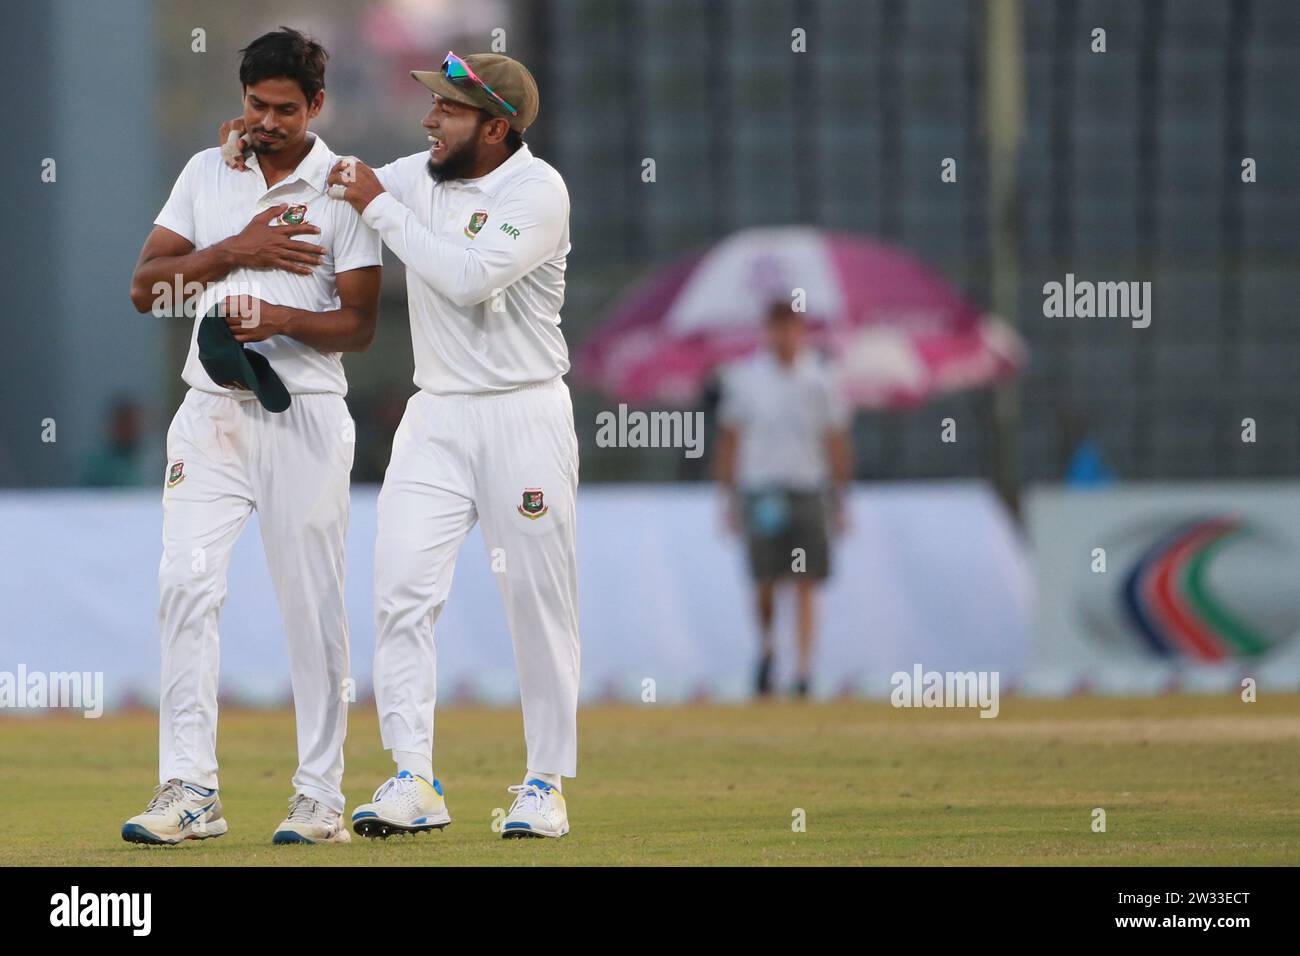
[{"xmin": 742, "ymin": 488, "xmax": 831, "ymax": 582}]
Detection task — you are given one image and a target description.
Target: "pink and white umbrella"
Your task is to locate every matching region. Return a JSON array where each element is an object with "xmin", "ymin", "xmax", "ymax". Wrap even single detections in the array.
[{"xmin": 573, "ymin": 227, "xmax": 1025, "ymax": 409}]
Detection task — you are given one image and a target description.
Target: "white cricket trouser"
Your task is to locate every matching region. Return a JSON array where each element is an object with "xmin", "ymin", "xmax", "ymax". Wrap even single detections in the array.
[
  {"xmin": 373, "ymin": 377, "xmax": 580, "ymax": 777},
  {"xmin": 158, "ymin": 388, "xmax": 354, "ymax": 812}
]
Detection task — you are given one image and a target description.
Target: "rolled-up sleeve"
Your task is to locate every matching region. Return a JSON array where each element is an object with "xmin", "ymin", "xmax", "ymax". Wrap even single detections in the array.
[
  {"xmin": 330, "ymin": 200, "xmax": 383, "ymax": 274},
  {"xmin": 154, "ymin": 152, "xmax": 201, "ymax": 243}
]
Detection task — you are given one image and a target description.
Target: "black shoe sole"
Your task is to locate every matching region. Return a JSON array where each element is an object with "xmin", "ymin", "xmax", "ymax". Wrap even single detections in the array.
[{"xmin": 352, "ymin": 818, "xmax": 450, "ymax": 839}]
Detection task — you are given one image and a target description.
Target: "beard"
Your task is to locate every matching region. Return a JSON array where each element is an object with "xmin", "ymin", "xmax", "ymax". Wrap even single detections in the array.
[
  {"xmin": 248, "ymin": 129, "xmax": 290, "ymax": 154},
  {"xmin": 426, "ymin": 133, "xmax": 483, "ymax": 183}
]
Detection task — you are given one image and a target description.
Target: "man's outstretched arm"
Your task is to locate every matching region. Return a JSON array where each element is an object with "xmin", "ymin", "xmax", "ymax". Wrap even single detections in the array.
[{"xmin": 327, "ymin": 158, "xmax": 566, "ymax": 309}]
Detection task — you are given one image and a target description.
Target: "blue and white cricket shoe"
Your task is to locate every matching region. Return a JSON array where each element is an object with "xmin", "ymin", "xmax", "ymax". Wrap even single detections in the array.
[
  {"xmin": 121, "ymin": 778, "xmax": 228, "ymax": 845},
  {"xmin": 351, "ymin": 771, "xmax": 450, "ymax": 838},
  {"xmin": 501, "ymin": 780, "xmax": 569, "ymax": 839},
  {"xmin": 272, "ymin": 794, "xmax": 352, "ymax": 845}
]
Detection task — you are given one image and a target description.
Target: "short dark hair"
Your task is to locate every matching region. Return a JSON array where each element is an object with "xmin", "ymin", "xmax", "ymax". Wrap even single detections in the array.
[
  {"xmin": 767, "ymin": 301, "xmax": 802, "ymax": 323},
  {"xmin": 239, "ymin": 27, "xmax": 328, "ymax": 104}
]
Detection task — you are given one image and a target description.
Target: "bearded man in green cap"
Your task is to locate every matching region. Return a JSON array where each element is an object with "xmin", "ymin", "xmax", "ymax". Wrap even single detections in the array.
[{"xmin": 223, "ymin": 50, "xmax": 578, "ymax": 841}]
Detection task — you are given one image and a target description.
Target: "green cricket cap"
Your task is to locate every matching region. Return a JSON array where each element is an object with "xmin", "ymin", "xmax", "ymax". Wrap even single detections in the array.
[
  {"xmin": 411, "ymin": 53, "xmax": 539, "ymax": 133},
  {"xmin": 196, "ymin": 306, "xmax": 291, "ymax": 413}
]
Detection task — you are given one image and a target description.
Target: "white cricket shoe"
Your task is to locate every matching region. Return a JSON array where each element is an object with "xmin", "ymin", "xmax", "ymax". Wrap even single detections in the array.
[
  {"xmin": 351, "ymin": 771, "xmax": 451, "ymax": 838},
  {"xmin": 501, "ymin": 779, "xmax": 569, "ymax": 839},
  {"xmin": 272, "ymin": 794, "xmax": 352, "ymax": 845},
  {"xmin": 121, "ymin": 778, "xmax": 228, "ymax": 845}
]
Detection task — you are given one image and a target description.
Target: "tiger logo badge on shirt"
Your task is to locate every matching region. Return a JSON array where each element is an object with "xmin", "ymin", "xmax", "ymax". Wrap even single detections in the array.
[
  {"xmin": 465, "ymin": 209, "xmax": 489, "ymax": 239},
  {"xmin": 277, "ymin": 203, "xmax": 308, "ymax": 226},
  {"xmin": 518, "ymin": 488, "xmax": 548, "ymax": 519},
  {"xmin": 166, "ymin": 459, "xmax": 185, "ymax": 489}
]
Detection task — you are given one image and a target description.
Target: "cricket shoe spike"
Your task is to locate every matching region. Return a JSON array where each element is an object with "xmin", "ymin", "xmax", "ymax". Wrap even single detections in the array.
[
  {"xmin": 351, "ymin": 771, "xmax": 450, "ymax": 838},
  {"xmin": 501, "ymin": 779, "xmax": 569, "ymax": 839},
  {"xmin": 272, "ymin": 793, "xmax": 352, "ymax": 844},
  {"xmin": 122, "ymin": 778, "xmax": 228, "ymax": 845}
]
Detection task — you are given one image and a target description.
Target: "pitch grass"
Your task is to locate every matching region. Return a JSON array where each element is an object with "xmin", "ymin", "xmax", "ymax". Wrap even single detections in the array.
[{"xmin": 2, "ymin": 695, "xmax": 1298, "ymax": 866}]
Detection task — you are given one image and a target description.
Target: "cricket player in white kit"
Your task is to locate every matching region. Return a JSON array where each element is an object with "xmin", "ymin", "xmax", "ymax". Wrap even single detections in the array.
[
  {"xmin": 328, "ymin": 52, "xmax": 579, "ymax": 839},
  {"xmin": 123, "ymin": 29, "xmax": 382, "ymax": 846}
]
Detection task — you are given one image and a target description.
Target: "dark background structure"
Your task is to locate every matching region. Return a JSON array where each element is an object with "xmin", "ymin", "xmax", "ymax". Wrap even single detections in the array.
[{"xmin": 2, "ymin": 0, "xmax": 1296, "ymax": 489}]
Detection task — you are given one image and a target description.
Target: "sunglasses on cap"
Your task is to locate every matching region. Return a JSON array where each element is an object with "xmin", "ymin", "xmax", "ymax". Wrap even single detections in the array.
[{"xmin": 441, "ymin": 51, "xmax": 518, "ymax": 117}]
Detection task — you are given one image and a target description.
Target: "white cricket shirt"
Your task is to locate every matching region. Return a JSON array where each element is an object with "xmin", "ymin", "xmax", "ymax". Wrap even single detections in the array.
[
  {"xmin": 366, "ymin": 144, "xmax": 571, "ymax": 394},
  {"xmin": 717, "ymin": 350, "xmax": 851, "ymax": 492},
  {"xmin": 155, "ymin": 134, "xmax": 383, "ymax": 397}
]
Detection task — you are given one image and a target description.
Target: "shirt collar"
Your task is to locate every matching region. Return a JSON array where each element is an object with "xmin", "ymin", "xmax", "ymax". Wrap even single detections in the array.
[
  {"xmin": 458, "ymin": 144, "xmax": 533, "ymax": 197},
  {"xmin": 248, "ymin": 134, "xmax": 333, "ymax": 196},
  {"xmin": 762, "ymin": 349, "xmax": 814, "ymax": 376}
]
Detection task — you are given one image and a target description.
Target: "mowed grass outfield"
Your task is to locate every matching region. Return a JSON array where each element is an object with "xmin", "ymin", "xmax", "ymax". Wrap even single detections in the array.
[{"xmin": 2, "ymin": 695, "xmax": 1298, "ymax": 866}]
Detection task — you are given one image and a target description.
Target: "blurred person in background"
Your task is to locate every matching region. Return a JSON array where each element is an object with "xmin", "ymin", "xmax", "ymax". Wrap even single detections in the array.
[
  {"xmin": 1058, "ymin": 405, "xmax": 1116, "ymax": 488},
  {"xmin": 715, "ymin": 302, "xmax": 853, "ymax": 698},
  {"xmin": 80, "ymin": 397, "xmax": 148, "ymax": 487}
]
